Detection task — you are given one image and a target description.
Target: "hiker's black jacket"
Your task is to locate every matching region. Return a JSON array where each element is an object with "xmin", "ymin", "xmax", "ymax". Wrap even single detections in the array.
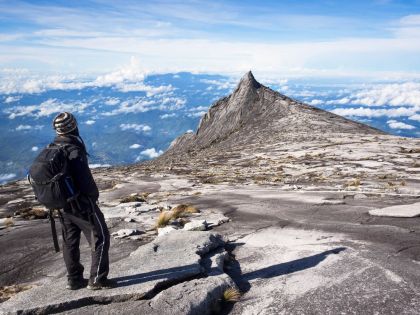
[{"xmin": 53, "ymin": 135, "xmax": 99, "ymax": 214}]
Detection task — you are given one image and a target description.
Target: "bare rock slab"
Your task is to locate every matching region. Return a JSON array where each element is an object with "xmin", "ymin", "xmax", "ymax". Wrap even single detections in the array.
[
  {"xmin": 0, "ymin": 231, "xmax": 225, "ymax": 315},
  {"xmin": 369, "ymin": 202, "xmax": 420, "ymax": 218},
  {"xmin": 183, "ymin": 220, "xmax": 207, "ymax": 231}
]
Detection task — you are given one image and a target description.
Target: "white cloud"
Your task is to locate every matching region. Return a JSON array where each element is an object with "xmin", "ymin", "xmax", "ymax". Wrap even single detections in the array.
[
  {"xmin": 15, "ymin": 124, "xmax": 44, "ymax": 131},
  {"xmin": 93, "ymin": 56, "xmax": 146, "ymax": 86},
  {"xmin": 308, "ymin": 99, "xmax": 323, "ymax": 106},
  {"xmin": 103, "ymin": 95, "xmax": 185, "ymax": 116},
  {"xmin": 327, "ymin": 82, "xmax": 420, "ymax": 107},
  {"xmin": 200, "ymin": 78, "xmax": 236, "ymax": 90},
  {"xmin": 85, "ymin": 120, "xmax": 95, "ymax": 125},
  {"xmin": 138, "ymin": 148, "xmax": 163, "ymax": 159},
  {"xmin": 0, "ymin": 58, "xmax": 173, "ymax": 95},
  {"xmin": 14, "ymin": 33, "xmax": 420, "ymax": 79},
  {"xmin": 188, "ymin": 106, "xmax": 209, "ymax": 111},
  {"xmin": 351, "ymin": 82, "xmax": 420, "ymax": 107},
  {"xmin": 120, "ymin": 123, "xmax": 151, "ymax": 132},
  {"xmin": 0, "ymin": 173, "xmax": 16, "ymax": 183},
  {"xmin": 187, "ymin": 111, "xmax": 206, "ymax": 118},
  {"xmin": 387, "ymin": 119, "xmax": 415, "ymax": 130},
  {"xmin": 118, "ymin": 83, "xmax": 173, "ymax": 96},
  {"xmin": 6, "ymin": 98, "xmax": 92, "ymax": 119},
  {"xmin": 4, "ymin": 95, "xmax": 21, "ymax": 103},
  {"xmin": 89, "ymin": 163, "xmax": 111, "ymax": 168},
  {"xmin": 160, "ymin": 113, "xmax": 177, "ymax": 119},
  {"xmin": 31, "ymin": 146, "xmax": 39, "ymax": 151},
  {"xmin": 129, "ymin": 143, "xmax": 142, "ymax": 149},
  {"xmin": 331, "ymin": 106, "xmax": 417, "ymax": 118},
  {"xmin": 104, "ymin": 98, "xmax": 120, "ymax": 106},
  {"xmin": 160, "ymin": 97, "xmax": 186, "ymax": 108},
  {"xmin": 408, "ymin": 114, "xmax": 420, "ymax": 121}
]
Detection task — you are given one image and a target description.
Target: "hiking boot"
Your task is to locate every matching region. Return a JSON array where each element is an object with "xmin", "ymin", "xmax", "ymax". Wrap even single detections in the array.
[
  {"xmin": 87, "ymin": 278, "xmax": 117, "ymax": 290},
  {"xmin": 66, "ymin": 278, "xmax": 88, "ymax": 290}
]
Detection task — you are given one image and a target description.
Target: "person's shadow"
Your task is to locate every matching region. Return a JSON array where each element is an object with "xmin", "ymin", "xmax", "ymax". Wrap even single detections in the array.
[
  {"xmin": 113, "ymin": 264, "xmax": 201, "ymax": 288},
  {"xmin": 218, "ymin": 246, "xmax": 346, "ymax": 314},
  {"xmin": 111, "ymin": 247, "xmax": 346, "ymax": 292},
  {"xmin": 226, "ymin": 246, "xmax": 347, "ymax": 293}
]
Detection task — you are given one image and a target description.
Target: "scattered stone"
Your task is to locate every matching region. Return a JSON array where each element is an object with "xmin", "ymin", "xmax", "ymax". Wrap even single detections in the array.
[
  {"xmin": 184, "ymin": 220, "xmax": 207, "ymax": 231},
  {"xmin": 205, "ymin": 214, "xmax": 230, "ymax": 228},
  {"xmin": 6, "ymin": 198, "xmax": 25, "ymax": 205},
  {"xmin": 111, "ymin": 229, "xmax": 142, "ymax": 239},
  {"xmin": 158, "ymin": 226, "xmax": 178, "ymax": 236},
  {"xmin": 369, "ymin": 202, "xmax": 420, "ymax": 218},
  {"xmin": 128, "ymin": 235, "xmax": 142, "ymax": 241},
  {"xmin": 354, "ymin": 193, "xmax": 368, "ymax": 200},
  {"xmin": 124, "ymin": 218, "xmax": 135, "ymax": 222}
]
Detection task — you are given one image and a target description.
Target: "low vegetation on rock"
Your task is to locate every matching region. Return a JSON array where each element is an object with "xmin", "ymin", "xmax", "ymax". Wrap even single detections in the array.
[
  {"xmin": 156, "ymin": 211, "xmax": 173, "ymax": 228},
  {"xmin": 155, "ymin": 204, "xmax": 200, "ymax": 228},
  {"xmin": 0, "ymin": 285, "xmax": 32, "ymax": 303},
  {"xmin": 16, "ymin": 207, "xmax": 48, "ymax": 220},
  {"xmin": 120, "ymin": 192, "xmax": 149, "ymax": 203},
  {"xmin": 4, "ymin": 217, "xmax": 14, "ymax": 228},
  {"xmin": 223, "ymin": 287, "xmax": 241, "ymax": 302},
  {"xmin": 172, "ymin": 204, "xmax": 200, "ymax": 218}
]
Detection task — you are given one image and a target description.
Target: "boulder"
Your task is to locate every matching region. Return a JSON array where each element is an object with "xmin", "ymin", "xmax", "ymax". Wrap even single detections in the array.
[
  {"xmin": 354, "ymin": 193, "xmax": 368, "ymax": 200},
  {"xmin": 184, "ymin": 220, "xmax": 207, "ymax": 231},
  {"xmin": 205, "ymin": 214, "xmax": 230, "ymax": 228},
  {"xmin": 0, "ymin": 231, "xmax": 227, "ymax": 315},
  {"xmin": 369, "ymin": 202, "xmax": 420, "ymax": 218},
  {"xmin": 158, "ymin": 226, "xmax": 178, "ymax": 236}
]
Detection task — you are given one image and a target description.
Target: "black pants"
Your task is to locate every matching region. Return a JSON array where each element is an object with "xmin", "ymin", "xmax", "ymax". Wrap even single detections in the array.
[{"xmin": 59, "ymin": 203, "xmax": 110, "ymax": 284}]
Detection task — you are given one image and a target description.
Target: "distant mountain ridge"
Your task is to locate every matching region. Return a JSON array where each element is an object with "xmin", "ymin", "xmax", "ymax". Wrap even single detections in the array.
[{"xmin": 163, "ymin": 71, "xmax": 384, "ymax": 156}]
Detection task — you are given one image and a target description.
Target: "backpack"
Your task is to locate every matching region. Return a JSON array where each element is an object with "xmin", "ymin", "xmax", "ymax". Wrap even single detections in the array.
[{"xmin": 28, "ymin": 144, "xmax": 79, "ymax": 210}]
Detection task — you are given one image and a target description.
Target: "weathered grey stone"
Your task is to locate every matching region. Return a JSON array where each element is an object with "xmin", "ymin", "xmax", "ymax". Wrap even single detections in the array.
[
  {"xmin": 369, "ymin": 202, "xmax": 420, "ymax": 218},
  {"xmin": 205, "ymin": 213, "xmax": 230, "ymax": 228},
  {"xmin": 184, "ymin": 220, "xmax": 207, "ymax": 231},
  {"xmin": 0, "ymin": 231, "xmax": 225, "ymax": 315},
  {"xmin": 157, "ymin": 226, "xmax": 178, "ymax": 236},
  {"xmin": 62, "ymin": 244, "xmax": 234, "ymax": 315},
  {"xmin": 111, "ymin": 229, "xmax": 141, "ymax": 239},
  {"xmin": 145, "ymin": 274, "xmax": 234, "ymax": 315},
  {"xmin": 6, "ymin": 198, "xmax": 25, "ymax": 205},
  {"xmin": 354, "ymin": 193, "xmax": 368, "ymax": 200}
]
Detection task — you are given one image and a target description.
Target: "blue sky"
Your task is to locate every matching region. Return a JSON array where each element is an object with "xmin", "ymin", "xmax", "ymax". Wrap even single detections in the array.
[{"xmin": 1, "ymin": 0, "xmax": 420, "ymax": 78}]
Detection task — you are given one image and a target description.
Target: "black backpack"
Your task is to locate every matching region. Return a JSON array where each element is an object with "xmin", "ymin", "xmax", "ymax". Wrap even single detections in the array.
[{"xmin": 28, "ymin": 144, "xmax": 79, "ymax": 210}]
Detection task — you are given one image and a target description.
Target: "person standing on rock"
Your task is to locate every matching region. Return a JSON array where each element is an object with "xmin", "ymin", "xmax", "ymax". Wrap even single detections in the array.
[{"xmin": 51, "ymin": 112, "xmax": 113, "ymax": 290}]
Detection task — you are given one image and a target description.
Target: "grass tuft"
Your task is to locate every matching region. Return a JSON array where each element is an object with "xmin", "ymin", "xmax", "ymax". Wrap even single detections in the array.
[
  {"xmin": 156, "ymin": 211, "xmax": 173, "ymax": 228},
  {"xmin": 120, "ymin": 193, "xmax": 149, "ymax": 203},
  {"xmin": 347, "ymin": 178, "xmax": 361, "ymax": 187},
  {"xmin": 18, "ymin": 207, "xmax": 48, "ymax": 220},
  {"xmin": 223, "ymin": 287, "xmax": 241, "ymax": 302},
  {"xmin": 4, "ymin": 217, "xmax": 14, "ymax": 228},
  {"xmin": 171, "ymin": 204, "xmax": 200, "ymax": 219},
  {"xmin": 0, "ymin": 284, "xmax": 32, "ymax": 303}
]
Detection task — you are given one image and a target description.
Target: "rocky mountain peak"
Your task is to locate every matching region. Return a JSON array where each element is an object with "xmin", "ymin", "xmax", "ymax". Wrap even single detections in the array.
[
  {"xmin": 164, "ymin": 72, "xmax": 384, "ymax": 157},
  {"xmin": 237, "ymin": 70, "xmax": 261, "ymax": 90}
]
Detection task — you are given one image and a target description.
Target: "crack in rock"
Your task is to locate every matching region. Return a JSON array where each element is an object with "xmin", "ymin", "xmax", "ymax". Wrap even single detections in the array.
[{"xmin": 0, "ymin": 231, "xmax": 232, "ymax": 315}]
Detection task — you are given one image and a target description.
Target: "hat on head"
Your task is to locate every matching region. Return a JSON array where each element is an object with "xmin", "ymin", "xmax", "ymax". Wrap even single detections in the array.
[{"xmin": 53, "ymin": 112, "xmax": 78, "ymax": 135}]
